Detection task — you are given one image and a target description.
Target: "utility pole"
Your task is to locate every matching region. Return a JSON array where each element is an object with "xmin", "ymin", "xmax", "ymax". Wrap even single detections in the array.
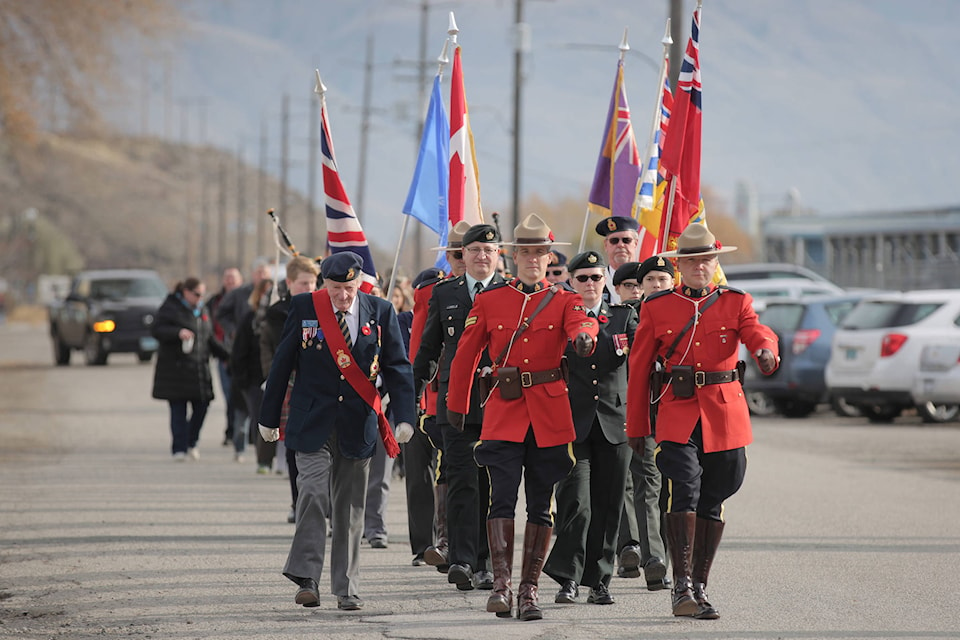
[
  {"xmin": 257, "ymin": 116, "xmax": 268, "ymax": 259},
  {"xmin": 236, "ymin": 142, "xmax": 247, "ymax": 269},
  {"xmin": 669, "ymin": 0, "xmax": 685, "ymax": 91},
  {"xmin": 356, "ymin": 33, "xmax": 375, "ymax": 224},
  {"xmin": 511, "ymin": 0, "xmax": 529, "ymax": 233},
  {"xmin": 307, "ymin": 95, "xmax": 318, "ymax": 255},
  {"xmin": 217, "ymin": 160, "xmax": 227, "ymax": 272},
  {"xmin": 279, "ymin": 94, "xmax": 290, "ymax": 223}
]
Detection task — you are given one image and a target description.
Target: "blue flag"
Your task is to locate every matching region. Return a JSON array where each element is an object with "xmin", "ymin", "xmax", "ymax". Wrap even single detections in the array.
[{"xmin": 403, "ymin": 75, "xmax": 449, "ymax": 268}]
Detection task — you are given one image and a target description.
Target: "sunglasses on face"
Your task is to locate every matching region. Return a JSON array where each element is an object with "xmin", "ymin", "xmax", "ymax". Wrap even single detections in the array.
[
  {"xmin": 607, "ymin": 236, "xmax": 635, "ymax": 245},
  {"xmin": 574, "ymin": 274, "xmax": 604, "ymax": 283},
  {"xmin": 450, "ymin": 251, "xmax": 463, "ymax": 260},
  {"xmin": 548, "ymin": 269, "xmax": 565, "ymax": 277}
]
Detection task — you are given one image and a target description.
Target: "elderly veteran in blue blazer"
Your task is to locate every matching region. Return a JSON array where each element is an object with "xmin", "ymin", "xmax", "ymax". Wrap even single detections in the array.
[{"xmin": 259, "ymin": 251, "xmax": 416, "ymax": 612}]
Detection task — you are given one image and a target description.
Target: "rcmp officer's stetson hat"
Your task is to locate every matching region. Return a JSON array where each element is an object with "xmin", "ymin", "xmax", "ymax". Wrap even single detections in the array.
[
  {"xmin": 462, "ymin": 223, "xmax": 501, "ymax": 246},
  {"xmin": 567, "ymin": 250, "xmax": 606, "ymax": 272},
  {"xmin": 429, "ymin": 220, "xmax": 472, "ymax": 251},
  {"xmin": 321, "ymin": 251, "xmax": 364, "ymax": 282},
  {"xmin": 503, "ymin": 213, "xmax": 570, "ymax": 247},
  {"xmin": 658, "ymin": 224, "xmax": 737, "ymax": 258},
  {"xmin": 595, "ymin": 216, "xmax": 640, "ymax": 237}
]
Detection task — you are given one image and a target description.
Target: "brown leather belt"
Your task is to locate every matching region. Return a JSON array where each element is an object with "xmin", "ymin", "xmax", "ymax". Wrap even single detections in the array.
[
  {"xmin": 497, "ymin": 367, "xmax": 563, "ymax": 388},
  {"xmin": 667, "ymin": 369, "xmax": 739, "ymax": 386}
]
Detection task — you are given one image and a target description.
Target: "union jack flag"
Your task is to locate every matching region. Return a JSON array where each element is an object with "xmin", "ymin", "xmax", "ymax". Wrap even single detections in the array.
[{"xmin": 317, "ymin": 75, "xmax": 378, "ymax": 293}]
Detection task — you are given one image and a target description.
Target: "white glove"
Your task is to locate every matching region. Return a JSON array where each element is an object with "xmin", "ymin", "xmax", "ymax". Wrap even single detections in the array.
[
  {"xmin": 258, "ymin": 424, "xmax": 280, "ymax": 442},
  {"xmin": 395, "ymin": 422, "xmax": 415, "ymax": 444}
]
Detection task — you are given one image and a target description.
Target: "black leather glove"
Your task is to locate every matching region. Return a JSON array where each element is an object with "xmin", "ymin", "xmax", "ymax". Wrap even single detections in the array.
[
  {"xmin": 756, "ymin": 348, "xmax": 779, "ymax": 374},
  {"xmin": 446, "ymin": 409, "xmax": 465, "ymax": 432},
  {"xmin": 574, "ymin": 332, "xmax": 595, "ymax": 357}
]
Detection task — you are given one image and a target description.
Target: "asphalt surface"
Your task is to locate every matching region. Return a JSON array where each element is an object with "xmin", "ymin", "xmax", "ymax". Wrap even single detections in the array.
[{"xmin": 1, "ymin": 318, "xmax": 960, "ymax": 639}]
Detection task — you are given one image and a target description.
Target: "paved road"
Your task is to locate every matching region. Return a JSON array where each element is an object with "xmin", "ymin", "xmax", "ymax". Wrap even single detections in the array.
[{"xmin": 1, "ymin": 320, "xmax": 959, "ymax": 639}]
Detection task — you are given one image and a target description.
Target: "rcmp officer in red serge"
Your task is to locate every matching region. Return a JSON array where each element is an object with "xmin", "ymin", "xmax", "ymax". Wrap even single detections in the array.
[
  {"xmin": 446, "ymin": 213, "xmax": 599, "ymax": 621},
  {"xmin": 258, "ymin": 251, "xmax": 416, "ymax": 612},
  {"xmin": 412, "ymin": 222, "xmax": 505, "ymax": 591},
  {"xmin": 625, "ymin": 224, "xmax": 779, "ymax": 620},
  {"xmin": 542, "ymin": 250, "xmax": 637, "ymax": 607}
]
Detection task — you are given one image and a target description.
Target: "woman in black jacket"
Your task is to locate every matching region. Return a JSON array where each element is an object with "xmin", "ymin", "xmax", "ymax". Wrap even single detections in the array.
[
  {"xmin": 229, "ymin": 278, "xmax": 272, "ymax": 463},
  {"xmin": 151, "ymin": 277, "xmax": 229, "ymax": 460}
]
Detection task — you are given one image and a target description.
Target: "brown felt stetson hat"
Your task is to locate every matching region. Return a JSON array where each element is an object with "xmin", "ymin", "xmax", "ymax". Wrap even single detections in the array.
[
  {"xmin": 429, "ymin": 220, "xmax": 473, "ymax": 251},
  {"xmin": 658, "ymin": 223, "xmax": 737, "ymax": 258},
  {"xmin": 502, "ymin": 213, "xmax": 571, "ymax": 247}
]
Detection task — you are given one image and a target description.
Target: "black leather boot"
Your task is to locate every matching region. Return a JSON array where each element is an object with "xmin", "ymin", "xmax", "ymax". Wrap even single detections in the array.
[
  {"xmin": 665, "ymin": 511, "xmax": 697, "ymax": 617},
  {"xmin": 692, "ymin": 517, "xmax": 724, "ymax": 619}
]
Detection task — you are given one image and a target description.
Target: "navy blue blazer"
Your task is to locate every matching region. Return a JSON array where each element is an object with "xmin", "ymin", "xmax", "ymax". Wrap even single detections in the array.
[{"xmin": 259, "ymin": 291, "xmax": 416, "ymax": 459}]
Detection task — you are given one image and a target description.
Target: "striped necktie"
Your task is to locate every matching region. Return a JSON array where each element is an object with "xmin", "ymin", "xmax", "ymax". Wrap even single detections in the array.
[{"xmin": 337, "ymin": 310, "xmax": 352, "ymax": 350}]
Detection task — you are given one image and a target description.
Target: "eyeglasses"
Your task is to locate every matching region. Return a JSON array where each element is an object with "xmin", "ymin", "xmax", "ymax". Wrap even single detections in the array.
[
  {"xmin": 548, "ymin": 269, "xmax": 565, "ymax": 277},
  {"xmin": 574, "ymin": 274, "xmax": 604, "ymax": 283},
  {"xmin": 465, "ymin": 246, "xmax": 499, "ymax": 256},
  {"xmin": 618, "ymin": 282, "xmax": 642, "ymax": 290},
  {"xmin": 450, "ymin": 251, "xmax": 463, "ymax": 260},
  {"xmin": 607, "ymin": 236, "xmax": 635, "ymax": 245}
]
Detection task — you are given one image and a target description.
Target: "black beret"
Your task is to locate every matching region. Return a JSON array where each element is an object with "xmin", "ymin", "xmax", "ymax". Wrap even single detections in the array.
[
  {"xmin": 413, "ymin": 267, "xmax": 445, "ymax": 289},
  {"xmin": 612, "ymin": 261, "xmax": 641, "ymax": 286},
  {"xmin": 548, "ymin": 250, "xmax": 567, "ymax": 266},
  {"xmin": 595, "ymin": 216, "xmax": 640, "ymax": 236},
  {"xmin": 567, "ymin": 250, "xmax": 606, "ymax": 273},
  {"xmin": 320, "ymin": 251, "xmax": 364, "ymax": 283},
  {"xmin": 637, "ymin": 254, "xmax": 675, "ymax": 281},
  {"xmin": 462, "ymin": 223, "xmax": 501, "ymax": 246}
]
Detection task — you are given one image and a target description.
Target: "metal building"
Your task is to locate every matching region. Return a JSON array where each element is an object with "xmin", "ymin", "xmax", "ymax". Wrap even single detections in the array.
[{"xmin": 760, "ymin": 206, "xmax": 960, "ymax": 291}]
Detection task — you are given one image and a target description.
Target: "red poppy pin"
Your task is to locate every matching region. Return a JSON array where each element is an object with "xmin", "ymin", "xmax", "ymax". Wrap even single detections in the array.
[
  {"xmin": 598, "ymin": 314, "xmax": 608, "ymax": 323},
  {"xmin": 361, "ymin": 325, "xmax": 372, "ymax": 336}
]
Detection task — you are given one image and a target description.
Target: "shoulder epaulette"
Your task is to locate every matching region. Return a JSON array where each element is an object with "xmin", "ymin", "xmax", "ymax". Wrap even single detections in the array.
[
  {"xmin": 644, "ymin": 289, "xmax": 672, "ymax": 303},
  {"xmin": 415, "ymin": 277, "xmax": 443, "ymax": 290},
  {"xmin": 717, "ymin": 284, "xmax": 745, "ymax": 295},
  {"xmin": 433, "ymin": 276, "xmax": 461, "ymax": 290}
]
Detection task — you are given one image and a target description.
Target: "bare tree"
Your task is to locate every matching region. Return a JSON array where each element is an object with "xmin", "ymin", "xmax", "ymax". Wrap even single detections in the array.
[{"xmin": 0, "ymin": 0, "xmax": 181, "ymax": 147}]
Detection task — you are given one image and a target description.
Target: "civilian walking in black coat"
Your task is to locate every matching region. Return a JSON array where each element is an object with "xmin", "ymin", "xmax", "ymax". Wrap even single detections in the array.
[{"xmin": 151, "ymin": 277, "xmax": 229, "ymax": 460}]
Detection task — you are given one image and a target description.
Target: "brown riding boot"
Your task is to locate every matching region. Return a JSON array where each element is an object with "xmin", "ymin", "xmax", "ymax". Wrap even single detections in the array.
[
  {"xmin": 665, "ymin": 511, "xmax": 698, "ymax": 617},
  {"xmin": 485, "ymin": 518, "xmax": 515, "ymax": 618},
  {"xmin": 692, "ymin": 517, "xmax": 724, "ymax": 620},
  {"xmin": 424, "ymin": 483, "xmax": 449, "ymax": 570},
  {"xmin": 516, "ymin": 522, "xmax": 552, "ymax": 621}
]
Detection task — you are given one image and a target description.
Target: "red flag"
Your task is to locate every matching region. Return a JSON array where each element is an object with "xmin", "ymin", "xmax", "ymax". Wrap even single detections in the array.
[
  {"xmin": 448, "ymin": 45, "xmax": 483, "ymax": 227},
  {"xmin": 659, "ymin": 4, "xmax": 703, "ymax": 250}
]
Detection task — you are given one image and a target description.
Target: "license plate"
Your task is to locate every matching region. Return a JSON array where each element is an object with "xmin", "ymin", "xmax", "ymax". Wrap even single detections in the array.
[
  {"xmin": 845, "ymin": 348, "xmax": 858, "ymax": 360},
  {"xmin": 139, "ymin": 336, "xmax": 159, "ymax": 351}
]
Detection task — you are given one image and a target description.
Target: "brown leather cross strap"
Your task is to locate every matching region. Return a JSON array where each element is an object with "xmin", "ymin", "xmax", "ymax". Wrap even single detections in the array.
[
  {"xmin": 666, "ymin": 368, "xmax": 739, "ymax": 386},
  {"xmin": 490, "ymin": 285, "xmax": 558, "ymax": 367}
]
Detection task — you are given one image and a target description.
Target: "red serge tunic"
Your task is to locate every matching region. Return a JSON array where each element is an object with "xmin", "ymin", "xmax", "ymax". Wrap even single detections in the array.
[
  {"xmin": 446, "ymin": 280, "xmax": 599, "ymax": 447},
  {"xmin": 625, "ymin": 285, "xmax": 779, "ymax": 453}
]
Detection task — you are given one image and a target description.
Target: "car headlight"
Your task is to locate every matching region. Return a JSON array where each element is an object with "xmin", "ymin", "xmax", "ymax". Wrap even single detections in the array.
[{"xmin": 93, "ymin": 319, "xmax": 116, "ymax": 333}]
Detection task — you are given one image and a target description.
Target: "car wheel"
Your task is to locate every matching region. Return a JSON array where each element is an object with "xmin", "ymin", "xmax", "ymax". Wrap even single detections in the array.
[
  {"xmin": 861, "ymin": 404, "xmax": 901, "ymax": 424},
  {"xmin": 916, "ymin": 401, "xmax": 960, "ymax": 424},
  {"xmin": 137, "ymin": 351, "xmax": 154, "ymax": 363},
  {"xmin": 746, "ymin": 391, "xmax": 776, "ymax": 416},
  {"xmin": 84, "ymin": 333, "xmax": 108, "ymax": 366},
  {"xmin": 774, "ymin": 398, "xmax": 817, "ymax": 419},
  {"xmin": 830, "ymin": 396, "xmax": 861, "ymax": 418},
  {"xmin": 52, "ymin": 331, "xmax": 71, "ymax": 366}
]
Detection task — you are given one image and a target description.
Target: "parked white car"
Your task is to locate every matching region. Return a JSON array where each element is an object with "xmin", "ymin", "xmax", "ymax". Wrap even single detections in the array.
[
  {"xmin": 825, "ymin": 289, "xmax": 960, "ymax": 423},
  {"xmin": 912, "ymin": 343, "xmax": 960, "ymax": 408}
]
